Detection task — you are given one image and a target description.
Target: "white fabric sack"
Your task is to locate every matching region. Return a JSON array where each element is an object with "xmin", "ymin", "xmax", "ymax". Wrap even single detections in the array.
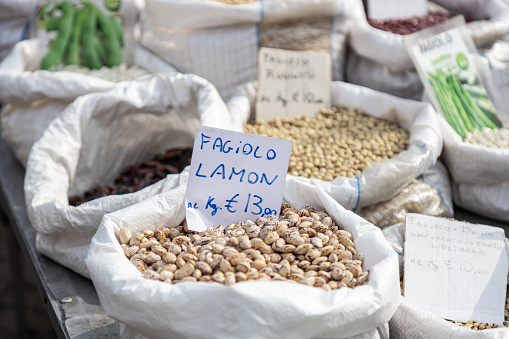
[
  {"xmin": 0, "ymin": 39, "xmax": 177, "ymax": 166},
  {"xmin": 390, "ymin": 298, "xmax": 509, "ymax": 338},
  {"xmin": 228, "ymin": 80, "xmax": 443, "ymax": 210},
  {"xmin": 24, "ymin": 72, "xmax": 240, "ymax": 277},
  {"xmin": 439, "ymin": 115, "xmax": 509, "ymax": 221},
  {"xmin": 357, "ymin": 160, "xmax": 453, "ymax": 230},
  {"xmin": 85, "ymin": 180, "xmax": 400, "ymax": 339},
  {"xmin": 346, "ymin": 0, "xmax": 509, "ymax": 99},
  {"xmin": 140, "ymin": 0, "xmax": 362, "ymax": 101},
  {"xmin": 0, "ymin": 0, "xmax": 33, "ymax": 63}
]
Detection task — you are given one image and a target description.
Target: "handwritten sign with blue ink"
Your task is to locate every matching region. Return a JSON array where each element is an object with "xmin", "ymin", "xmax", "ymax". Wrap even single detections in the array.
[
  {"xmin": 185, "ymin": 126, "xmax": 292, "ymax": 232},
  {"xmin": 404, "ymin": 214, "xmax": 508, "ymax": 324},
  {"xmin": 256, "ymin": 47, "xmax": 331, "ymax": 122}
]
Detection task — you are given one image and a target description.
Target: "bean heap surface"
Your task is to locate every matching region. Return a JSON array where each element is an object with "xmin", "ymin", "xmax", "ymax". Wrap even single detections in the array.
[
  {"xmin": 120, "ymin": 203, "xmax": 369, "ymax": 291},
  {"xmin": 259, "ymin": 17, "xmax": 331, "ymax": 53},
  {"xmin": 69, "ymin": 148, "xmax": 192, "ymax": 206},
  {"xmin": 368, "ymin": 13, "xmax": 453, "ymax": 35},
  {"xmin": 464, "ymin": 127, "xmax": 509, "ymax": 148},
  {"xmin": 62, "ymin": 63, "xmax": 148, "ymax": 82},
  {"xmin": 245, "ymin": 106, "xmax": 410, "ymax": 180}
]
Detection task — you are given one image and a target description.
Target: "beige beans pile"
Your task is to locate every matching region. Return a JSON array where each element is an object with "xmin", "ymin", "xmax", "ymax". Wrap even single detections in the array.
[
  {"xmin": 464, "ymin": 127, "xmax": 509, "ymax": 148},
  {"xmin": 245, "ymin": 106, "xmax": 410, "ymax": 180},
  {"xmin": 119, "ymin": 203, "xmax": 369, "ymax": 291}
]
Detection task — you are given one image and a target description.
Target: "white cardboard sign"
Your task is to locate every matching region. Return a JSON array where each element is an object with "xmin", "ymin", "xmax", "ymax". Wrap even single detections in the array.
[
  {"xmin": 185, "ymin": 126, "xmax": 292, "ymax": 232},
  {"xmin": 256, "ymin": 47, "xmax": 331, "ymax": 122},
  {"xmin": 368, "ymin": 0, "xmax": 427, "ymax": 20},
  {"xmin": 404, "ymin": 214, "xmax": 508, "ymax": 324}
]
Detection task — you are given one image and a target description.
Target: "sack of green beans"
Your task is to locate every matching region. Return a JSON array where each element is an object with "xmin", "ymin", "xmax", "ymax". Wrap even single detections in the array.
[
  {"xmin": 438, "ymin": 115, "xmax": 509, "ymax": 222},
  {"xmin": 24, "ymin": 73, "xmax": 240, "ymax": 277},
  {"xmin": 139, "ymin": 0, "xmax": 362, "ymax": 101},
  {"xmin": 85, "ymin": 180, "xmax": 400, "ymax": 339},
  {"xmin": 0, "ymin": 38, "xmax": 177, "ymax": 167},
  {"xmin": 227, "ymin": 80, "xmax": 443, "ymax": 211},
  {"xmin": 346, "ymin": 0, "xmax": 509, "ymax": 100},
  {"xmin": 382, "ymin": 223, "xmax": 509, "ymax": 338}
]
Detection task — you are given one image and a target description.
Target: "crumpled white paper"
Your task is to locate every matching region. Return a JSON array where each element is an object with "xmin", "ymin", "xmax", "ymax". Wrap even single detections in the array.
[
  {"xmin": 24, "ymin": 72, "xmax": 241, "ymax": 277},
  {"xmin": 85, "ymin": 181, "xmax": 400, "ymax": 339}
]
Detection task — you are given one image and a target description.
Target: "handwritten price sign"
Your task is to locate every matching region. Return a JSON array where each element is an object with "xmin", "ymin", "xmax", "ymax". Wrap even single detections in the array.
[
  {"xmin": 404, "ymin": 214, "xmax": 508, "ymax": 324},
  {"xmin": 185, "ymin": 126, "xmax": 292, "ymax": 231},
  {"xmin": 256, "ymin": 47, "xmax": 331, "ymax": 121}
]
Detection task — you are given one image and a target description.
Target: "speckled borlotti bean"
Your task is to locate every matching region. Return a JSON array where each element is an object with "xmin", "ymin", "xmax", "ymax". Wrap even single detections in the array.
[{"xmin": 120, "ymin": 203, "xmax": 369, "ymax": 291}]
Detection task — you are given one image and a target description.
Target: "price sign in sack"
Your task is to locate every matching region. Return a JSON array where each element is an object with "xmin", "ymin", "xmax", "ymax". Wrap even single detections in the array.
[
  {"xmin": 404, "ymin": 214, "xmax": 508, "ymax": 324},
  {"xmin": 256, "ymin": 47, "xmax": 331, "ymax": 122},
  {"xmin": 185, "ymin": 126, "xmax": 292, "ymax": 231},
  {"xmin": 406, "ymin": 16, "xmax": 502, "ymax": 140}
]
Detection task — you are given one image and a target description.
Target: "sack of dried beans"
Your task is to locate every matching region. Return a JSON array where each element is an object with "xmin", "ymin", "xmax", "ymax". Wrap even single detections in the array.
[
  {"xmin": 0, "ymin": 39, "xmax": 176, "ymax": 166},
  {"xmin": 139, "ymin": 0, "xmax": 362, "ymax": 101},
  {"xmin": 24, "ymin": 73, "xmax": 240, "ymax": 277},
  {"xmin": 227, "ymin": 81, "xmax": 443, "ymax": 211},
  {"xmin": 346, "ymin": 0, "xmax": 509, "ymax": 100},
  {"xmin": 85, "ymin": 182, "xmax": 400, "ymax": 338}
]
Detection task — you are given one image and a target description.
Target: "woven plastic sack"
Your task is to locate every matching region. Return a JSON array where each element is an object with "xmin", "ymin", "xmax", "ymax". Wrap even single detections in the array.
[
  {"xmin": 85, "ymin": 180, "xmax": 400, "ymax": 339},
  {"xmin": 0, "ymin": 39, "xmax": 177, "ymax": 166},
  {"xmin": 346, "ymin": 0, "xmax": 509, "ymax": 100},
  {"xmin": 24, "ymin": 73, "xmax": 240, "ymax": 277},
  {"xmin": 438, "ymin": 114, "xmax": 509, "ymax": 221},
  {"xmin": 0, "ymin": 0, "xmax": 33, "ymax": 63},
  {"xmin": 357, "ymin": 160, "xmax": 453, "ymax": 230},
  {"xmin": 140, "ymin": 0, "xmax": 363, "ymax": 101},
  {"xmin": 227, "ymin": 80, "xmax": 442, "ymax": 210}
]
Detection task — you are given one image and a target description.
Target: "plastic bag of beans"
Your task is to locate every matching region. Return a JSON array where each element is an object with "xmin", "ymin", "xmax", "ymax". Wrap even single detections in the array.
[
  {"xmin": 85, "ymin": 181, "xmax": 400, "ymax": 339},
  {"xmin": 139, "ymin": 0, "xmax": 363, "ymax": 101},
  {"xmin": 438, "ymin": 115, "xmax": 509, "ymax": 222},
  {"xmin": 0, "ymin": 39, "xmax": 177, "ymax": 167},
  {"xmin": 346, "ymin": 0, "xmax": 509, "ymax": 100},
  {"xmin": 227, "ymin": 80, "xmax": 443, "ymax": 211},
  {"xmin": 382, "ymin": 224, "xmax": 509, "ymax": 338},
  {"xmin": 24, "ymin": 73, "xmax": 240, "ymax": 277}
]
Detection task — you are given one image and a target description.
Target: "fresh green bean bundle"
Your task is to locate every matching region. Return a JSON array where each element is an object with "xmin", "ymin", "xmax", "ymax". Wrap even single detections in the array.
[
  {"xmin": 428, "ymin": 70, "xmax": 501, "ymax": 140},
  {"xmin": 38, "ymin": 0, "xmax": 123, "ymax": 70}
]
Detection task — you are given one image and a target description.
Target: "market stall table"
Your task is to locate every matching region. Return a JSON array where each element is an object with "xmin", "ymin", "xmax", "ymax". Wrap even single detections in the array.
[
  {"xmin": 0, "ymin": 133, "xmax": 119, "ymax": 339},
  {"xmin": 1, "ymin": 129, "xmax": 509, "ymax": 338}
]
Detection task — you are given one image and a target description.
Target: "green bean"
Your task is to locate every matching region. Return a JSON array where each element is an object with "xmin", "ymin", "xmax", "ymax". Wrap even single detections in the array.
[
  {"xmin": 43, "ymin": 18, "xmax": 61, "ymax": 31},
  {"xmin": 40, "ymin": 1, "xmax": 75, "ymax": 70},
  {"xmin": 95, "ymin": 4, "xmax": 122, "ymax": 67},
  {"xmin": 65, "ymin": 8, "xmax": 87, "ymax": 66},
  {"xmin": 82, "ymin": 4, "xmax": 102, "ymax": 69}
]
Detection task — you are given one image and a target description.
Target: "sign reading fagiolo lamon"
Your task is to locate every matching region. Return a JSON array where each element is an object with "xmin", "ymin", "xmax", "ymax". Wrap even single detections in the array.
[
  {"xmin": 406, "ymin": 16, "xmax": 501, "ymax": 140},
  {"xmin": 185, "ymin": 126, "xmax": 292, "ymax": 232},
  {"xmin": 256, "ymin": 47, "xmax": 332, "ymax": 122}
]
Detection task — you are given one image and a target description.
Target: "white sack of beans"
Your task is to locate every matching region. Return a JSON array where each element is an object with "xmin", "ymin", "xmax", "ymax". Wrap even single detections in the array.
[
  {"xmin": 438, "ymin": 115, "xmax": 509, "ymax": 222},
  {"xmin": 24, "ymin": 73, "xmax": 240, "ymax": 278},
  {"xmin": 85, "ymin": 182, "xmax": 400, "ymax": 339},
  {"xmin": 140, "ymin": 0, "xmax": 362, "ymax": 101},
  {"xmin": 346, "ymin": 0, "xmax": 509, "ymax": 100},
  {"xmin": 383, "ymin": 224, "xmax": 509, "ymax": 338},
  {"xmin": 228, "ymin": 81, "xmax": 442, "ymax": 211},
  {"xmin": 0, "ymin": 39, "xmax": 177, "ymax": 166}
]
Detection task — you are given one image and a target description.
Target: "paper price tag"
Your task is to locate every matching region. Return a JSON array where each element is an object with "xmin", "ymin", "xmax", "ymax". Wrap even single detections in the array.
[
  {"xmin": 404, "ymin": 214, "xmax": 508, "ymax": 324},
  {"xmin": 185, "ymin": 126, "xmax": 292, "ymax": 232},
  {"xmin": 367, "ymin": 0, "xmax": 427, "ymax": 20},
  {"xmin": 256, "ymin": 47, "xmax": 331, "ymax": 122}
]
